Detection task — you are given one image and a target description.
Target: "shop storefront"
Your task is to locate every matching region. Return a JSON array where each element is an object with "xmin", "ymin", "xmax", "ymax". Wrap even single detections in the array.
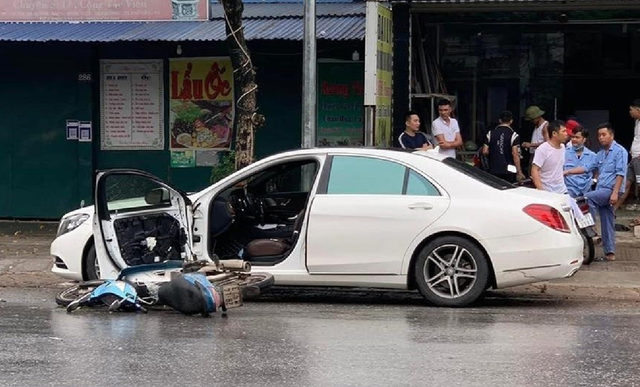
[
  {"xmin": 0, "ymin": 1, "xmax": 365, "ymax": 219},
  {"xmin": 392, "ymin": 0, "xmax": 640, "ymax": 162}
]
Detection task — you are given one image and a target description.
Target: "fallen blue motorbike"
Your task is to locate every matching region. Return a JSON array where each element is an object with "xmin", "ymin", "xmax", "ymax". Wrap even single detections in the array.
[
  {"xmin": 65, "ymin": 279, "xmax": 149, "ymax": 313},
  {"xmin": 56, "ymin": 259, "xmax": 274, "ymax": 317}
]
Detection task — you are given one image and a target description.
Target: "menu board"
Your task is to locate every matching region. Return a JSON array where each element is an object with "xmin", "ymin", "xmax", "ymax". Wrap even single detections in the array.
[{"xmin": 100, "ymin": 60, "xmax": 164, "ymax": 150}]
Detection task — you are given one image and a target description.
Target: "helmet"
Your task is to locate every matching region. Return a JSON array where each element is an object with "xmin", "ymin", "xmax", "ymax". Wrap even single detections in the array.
[
  {"xmin": 158, "ymin": 273, "xmax": 224, "ymax": 316},
  {"xmin": 524, "ymin": 106, "xmax": 545, "ymax": 121}
]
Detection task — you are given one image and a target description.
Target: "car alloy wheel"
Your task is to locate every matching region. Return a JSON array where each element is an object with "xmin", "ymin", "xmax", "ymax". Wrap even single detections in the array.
[
  {"xmin": 414, "ymin": 236, "xmax": 489, "ymax": 307},
  {"xmin": 425, "ymin": 244, "xmax": 477, "ymax": 299}
]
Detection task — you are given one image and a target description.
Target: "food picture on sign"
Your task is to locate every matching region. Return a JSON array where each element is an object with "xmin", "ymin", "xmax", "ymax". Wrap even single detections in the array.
[
  {"xmin": 170, "ymin": 58, "xmax": 235, "ymax": 151},
  {"xmin": 171, "ymin": 101, "xmax": 233, "ymax": 149}
]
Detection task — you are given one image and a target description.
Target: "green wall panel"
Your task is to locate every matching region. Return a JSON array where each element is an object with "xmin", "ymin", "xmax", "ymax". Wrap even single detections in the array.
[
  {"xmin": 0, "ymin": 43, "xmax": 93, "ymax": 219},
  {"xmin": 0, "ymin": 39, "xmax": 362, "ymax": 219}
]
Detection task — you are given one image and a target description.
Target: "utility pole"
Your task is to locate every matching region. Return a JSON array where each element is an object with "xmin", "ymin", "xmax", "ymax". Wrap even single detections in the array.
[{"xmin": 301, "ymin": 0, "xmax": 316, "ymax": 148}]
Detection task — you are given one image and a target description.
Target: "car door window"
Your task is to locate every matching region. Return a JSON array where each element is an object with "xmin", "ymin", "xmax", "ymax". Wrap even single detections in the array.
[
  {"xmin": 104, "ymin": 174, "xmax": 171, "ymax": 213},
  {"xmin": 327, "ymin": 156, "xmax": 405, "ymax": 194},
  {"xmin": 261, "ymin": 162, "xmax": 318, "ymax": 194},
  {"xmin": 406, "ymin": 170, "xmax": 440, "ymax": 196}
]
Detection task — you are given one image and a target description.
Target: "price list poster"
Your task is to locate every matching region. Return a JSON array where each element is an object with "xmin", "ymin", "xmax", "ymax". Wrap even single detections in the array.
[{"xmin": 100, "ymin": 60, "xmax": 164, "ymax": 150}]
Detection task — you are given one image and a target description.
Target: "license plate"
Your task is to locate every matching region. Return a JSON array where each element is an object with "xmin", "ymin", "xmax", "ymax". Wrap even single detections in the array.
[
  {"xmin": 576, "ymin": 213, "xmax": 595, "ymax": 228},
  {"xmin": 222, "ymin": 283, "xmax": 243, "ymax": 309}
]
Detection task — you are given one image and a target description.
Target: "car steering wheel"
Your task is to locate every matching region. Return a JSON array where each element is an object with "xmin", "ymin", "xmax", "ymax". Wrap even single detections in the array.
[{"xmin": 241, "ymin": 187, "xmax": 265, "ymax": 224}]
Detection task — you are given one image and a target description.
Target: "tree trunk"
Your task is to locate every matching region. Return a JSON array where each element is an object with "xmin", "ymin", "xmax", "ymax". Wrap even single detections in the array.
[{"xmin": 220, "ymin": 0, "xmax": 265, "ymax": 170}]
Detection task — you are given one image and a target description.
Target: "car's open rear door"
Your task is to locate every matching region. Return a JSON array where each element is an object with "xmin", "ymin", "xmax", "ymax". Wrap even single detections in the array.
[{"xmin": 93, "ymin": 169, "xmax": 193, "ymax": 279}]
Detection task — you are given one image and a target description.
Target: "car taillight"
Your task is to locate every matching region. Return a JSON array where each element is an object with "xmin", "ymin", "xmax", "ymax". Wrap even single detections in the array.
[{"xmin": 523, "ymin": 204, "xmax": 571, "ymax": 233}]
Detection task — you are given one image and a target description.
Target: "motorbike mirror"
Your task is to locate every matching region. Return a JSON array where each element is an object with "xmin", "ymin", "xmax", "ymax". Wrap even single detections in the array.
[{"xmin": 145, "ymin": 187, "xmax": 170, "ymax": 205}]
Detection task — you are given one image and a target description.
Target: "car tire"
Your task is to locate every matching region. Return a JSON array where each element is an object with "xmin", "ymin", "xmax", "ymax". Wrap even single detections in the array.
[
  {"xmin": 84, "ymin": 244, "xmax": 100, "ymax": 280},
  {"xmin": 414, "ymin": 236, "xmax": 489, "ymax": 307},
  {"xmin": 581, "ymin": 230, "xmax": 595, "ymax": 265}
]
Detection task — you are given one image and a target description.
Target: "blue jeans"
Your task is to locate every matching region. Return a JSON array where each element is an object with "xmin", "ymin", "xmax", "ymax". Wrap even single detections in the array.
[{"xmin": 585, "ymin": 188, "xmax": 616, "ymax": 255}]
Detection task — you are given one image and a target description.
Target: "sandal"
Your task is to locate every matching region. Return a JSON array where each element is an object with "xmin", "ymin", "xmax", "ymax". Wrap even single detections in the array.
[{"xmin": 594, "ymin": 254, "xmax": 616, "ymax": 262}]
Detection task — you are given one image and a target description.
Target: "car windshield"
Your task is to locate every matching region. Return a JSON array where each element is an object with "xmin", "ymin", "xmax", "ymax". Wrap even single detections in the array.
[{"xmin": 442, "ymin": 158, "xmax": 516, "ymax": 190}]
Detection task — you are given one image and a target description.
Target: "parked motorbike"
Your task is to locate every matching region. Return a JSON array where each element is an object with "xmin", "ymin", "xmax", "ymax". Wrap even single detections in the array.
[
  {"xmin": 516, "ymin": 179, "xmax": 598, "ymax": 265},
  {"xmin": 56, "ymin": 258, "xmax": 274, "ymax": 316}
]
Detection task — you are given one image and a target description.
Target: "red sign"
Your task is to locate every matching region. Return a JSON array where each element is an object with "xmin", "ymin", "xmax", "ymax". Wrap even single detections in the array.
[{"xmin": 1, "ymin": 0, "xmax": 208, "ymax": 21}]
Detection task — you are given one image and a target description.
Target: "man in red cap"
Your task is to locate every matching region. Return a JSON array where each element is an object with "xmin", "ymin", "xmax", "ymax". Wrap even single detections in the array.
[{"xmin": 564, "ymin": 119, "xmax": 580, "ymax": 141}]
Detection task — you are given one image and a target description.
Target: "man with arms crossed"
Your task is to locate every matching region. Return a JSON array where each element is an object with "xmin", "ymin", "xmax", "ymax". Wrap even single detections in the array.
[
  {"xmin": 431, "ymin": 99, "xmax": 463, "ymax": 158},
  {"xmin": 398, "ymin": 110, "xmax": 435, "ymax": 150},
  {"xmin": 563, "ymin": 127, "xmax": 598, "ymax": 198}
]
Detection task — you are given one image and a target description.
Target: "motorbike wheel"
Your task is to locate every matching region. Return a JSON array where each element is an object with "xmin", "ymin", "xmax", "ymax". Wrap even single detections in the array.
[
  {"xmin": 55, "ymin": 280, "xmax": 106, "ymax": 307},
  {"xmin": 581, "ymin": 229, "xmax": 595, "ymax": 265},
  {"xmin": 240, "ymin": 272, "xmax": 275, "ymax": 301}
]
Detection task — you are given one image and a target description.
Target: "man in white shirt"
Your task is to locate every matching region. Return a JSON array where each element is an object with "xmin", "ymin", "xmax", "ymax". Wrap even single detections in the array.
[
  {"xmin": 431, "ymin": 99, "xmax": 463, "ymax": 158},
  {"xmin": 531, "ymin": 120, "xmax": 569, "ymax": 194},
  {"xmin": 621, "ymin": 99, "xmax": 640, "ymax": 224}
]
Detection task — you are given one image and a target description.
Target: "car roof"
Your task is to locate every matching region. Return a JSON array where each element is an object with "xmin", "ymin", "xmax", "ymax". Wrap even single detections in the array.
[{"xmin": 264, "ymin": 147, "xmax": 448, "ymax": 162}]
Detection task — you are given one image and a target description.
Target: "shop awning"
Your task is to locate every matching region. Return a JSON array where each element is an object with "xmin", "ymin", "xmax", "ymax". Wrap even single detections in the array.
[
  {"xmin": 0, "ymin": 3, "xmax": 365, "ymax": 42},
  {"xmin": 403, "ymin": 0, "xmax": 640, "ymax": 11}
]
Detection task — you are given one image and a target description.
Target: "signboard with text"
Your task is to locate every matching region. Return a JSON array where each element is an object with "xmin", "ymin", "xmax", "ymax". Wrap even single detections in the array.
[
  {"xmin": 100, "ymin": 60, "xmax": 164, "ymax": 150},
  {"xmin": 375, "ymin": 3, "xmax": 393, "ymax": 147},
  {"xmin": 364, "ymin": 2, "xmax": 393, "ymax": 147},
  {"xmin": 317, "ymin": 61, "xmax": 364, "ymax": 147},
  {"xmin": 169, "ymin": 57, "xmax": 235, "ymax": 155},
  {"xmin": 0, "ymin": 0, "xmax": 207, "ymax": 21}
]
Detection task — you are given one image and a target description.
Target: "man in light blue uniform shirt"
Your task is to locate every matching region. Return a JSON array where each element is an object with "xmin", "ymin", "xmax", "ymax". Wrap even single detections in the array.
[
  {"xmin": 563, "ymin": 127, "xmax": 598, "ymax": 198},
  {"xmin": 585, "ymin": 123, "xmax": 628, "ymax": 261}
]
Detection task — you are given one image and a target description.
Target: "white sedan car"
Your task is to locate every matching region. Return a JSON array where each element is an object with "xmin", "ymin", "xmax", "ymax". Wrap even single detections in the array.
[{"xmin": 51, "ymin": 148, "xmax": 583, "ymax": 306}]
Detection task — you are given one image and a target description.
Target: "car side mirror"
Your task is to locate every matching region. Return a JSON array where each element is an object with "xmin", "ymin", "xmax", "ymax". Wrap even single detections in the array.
[{"xmin": 145, "ymin": 187, "xmax": 170, "ymax": 205}]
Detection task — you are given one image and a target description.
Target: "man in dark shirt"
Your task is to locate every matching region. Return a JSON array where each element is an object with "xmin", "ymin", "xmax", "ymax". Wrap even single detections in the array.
[
  {"xmin": 398, "ymin": 110, "xmax": 435, "ymax": 150},
  {"xmin": 482, "ymin": 110, "xmax": 525, "ymax": 183}
]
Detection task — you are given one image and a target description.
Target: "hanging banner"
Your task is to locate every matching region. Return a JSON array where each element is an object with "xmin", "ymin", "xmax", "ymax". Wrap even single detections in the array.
[
  {"xmin": 364, "ymin": 2, "xmax": 393, "ymax": 147},
  {"xmin": 316, "ymin": 61, "xmax": 364, "ymax": 147},
  {"xmin": 375, "ymin": 3, "xmax": 393, "ymax": 148},
  {"xmin": 0, "ymin": 0, "xmax": 208, "ymax": 21},
  {"xmin": 169, "ymin": 57, "xmax": 235, "ymax": 153},
  {"xmin": 100, "ymin": 60, "xmax": 164, "ymax": 151}
]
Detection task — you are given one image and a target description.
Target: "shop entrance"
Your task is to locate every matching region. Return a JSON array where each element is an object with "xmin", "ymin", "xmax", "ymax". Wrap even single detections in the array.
[{"xmin": 410, "ymin": 11, "xmax": 640, "ymax": 170}]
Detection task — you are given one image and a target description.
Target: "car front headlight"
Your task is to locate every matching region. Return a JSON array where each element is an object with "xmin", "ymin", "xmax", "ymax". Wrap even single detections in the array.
[{"xmin": 57, "ymin": 214, "xmax": 90, "ymax": 237}]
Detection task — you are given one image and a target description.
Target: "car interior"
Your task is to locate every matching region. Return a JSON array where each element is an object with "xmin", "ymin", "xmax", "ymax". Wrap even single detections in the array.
[{"xmin": 208, "ymin": 158, "xmax": 320, "ymax": 265}]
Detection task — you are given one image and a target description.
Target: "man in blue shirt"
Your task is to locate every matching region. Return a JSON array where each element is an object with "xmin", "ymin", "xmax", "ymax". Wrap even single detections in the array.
[
  {"xmin": 398, "ymin": 110, "xmax": 436, "ymax": 150},
  {"xmin": 585, "ymin": 123, "xmax": 628, "ymax": 261},
  {"xmin": 563, "ymin": 126, "xmax": 598, "ymax": 198}
]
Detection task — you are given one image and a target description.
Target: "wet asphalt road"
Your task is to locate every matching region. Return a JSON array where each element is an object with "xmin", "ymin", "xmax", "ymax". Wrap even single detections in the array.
[{"xmin": 1, "ymin": 287, "xmax": 640, "ymax": 387}]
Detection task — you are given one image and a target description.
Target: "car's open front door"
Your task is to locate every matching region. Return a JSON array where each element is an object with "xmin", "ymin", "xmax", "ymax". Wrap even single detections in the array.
[{"xmin": 93, "ymin": 169, "xmax": 193, "ymax": 279}]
